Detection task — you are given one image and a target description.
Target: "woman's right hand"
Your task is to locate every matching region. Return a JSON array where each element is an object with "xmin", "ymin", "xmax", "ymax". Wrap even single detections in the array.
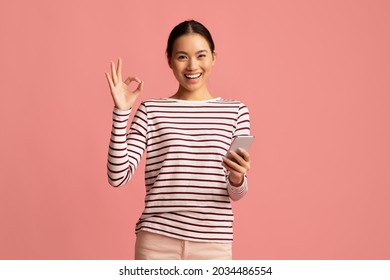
[{"xmin": 105, "ymin": 58, "xmax": 143, "ymax": 111}]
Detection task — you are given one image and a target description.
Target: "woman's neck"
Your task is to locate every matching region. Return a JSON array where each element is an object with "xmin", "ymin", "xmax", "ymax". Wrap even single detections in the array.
[{"xmin": 171, "ymin": 86, "xmax": 214, "ymax": 101}]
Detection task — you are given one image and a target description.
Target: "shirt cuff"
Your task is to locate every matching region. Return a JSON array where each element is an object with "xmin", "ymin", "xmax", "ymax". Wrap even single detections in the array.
[
  {"xmin": 227, "ymin": 175, "xmax": 248, "ymax": 201},
  {"xmin": 113, "ymin": 107, "xmax": 131, "ymax": 115}
]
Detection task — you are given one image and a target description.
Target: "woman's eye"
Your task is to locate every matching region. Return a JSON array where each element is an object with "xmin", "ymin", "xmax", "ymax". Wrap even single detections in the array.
[
  {"xmin": 178, "ymin": 56, "xmax": 187, "ymax": 60},
  {"xmin": 198, "ymin": 54, "xmax": 206, "ymax": 58}
]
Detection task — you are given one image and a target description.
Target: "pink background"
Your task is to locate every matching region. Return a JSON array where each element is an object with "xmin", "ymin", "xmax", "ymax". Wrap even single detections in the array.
[{"xmin": 1, "ymin": 0, "xmax": 389, "ymax": 259}]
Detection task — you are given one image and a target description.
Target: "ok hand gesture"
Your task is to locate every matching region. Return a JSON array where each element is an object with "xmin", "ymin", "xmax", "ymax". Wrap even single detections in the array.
[{"xmin": 105, "ymin": 58, "xmax": 143, "ymax": 111}]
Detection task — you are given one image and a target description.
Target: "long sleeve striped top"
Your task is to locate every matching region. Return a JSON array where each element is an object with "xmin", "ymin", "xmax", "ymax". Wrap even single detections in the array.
[{"xmin": 107, "ymin": 97, "xmax": 251, "ymax": 242}]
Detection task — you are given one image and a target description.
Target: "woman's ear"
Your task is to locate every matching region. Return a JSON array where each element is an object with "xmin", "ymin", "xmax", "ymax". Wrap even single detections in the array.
[
  {"xmin": 168, "ymin": 57, "xmax": 173, "ymax": 69},
  {"xmin": 212, "ymin": 51, "xmax": 217, "ymax": 65}
]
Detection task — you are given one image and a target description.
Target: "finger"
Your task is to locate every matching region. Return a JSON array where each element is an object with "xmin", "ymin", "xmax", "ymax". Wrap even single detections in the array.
[
  {"xmin": 237, "ymin": 148, "xmax": 251, "ymax": 162},
  {"xmin": 117, "ymin": 58, "xmax": 122, "ymax": 82},
  {"xmin": 222, "ymin": 161, "xmax": 233, "ymax": 173},
  {"xmin": 223, "ymin": 163, "xmax": 245, "ymax": 181},
  {"xmin": 111, "ymin": 61, "xmax": 118, "ymax": 85},
  {"xmin": 105, "ymin": 72, "xmax": 114, "ymax": 91},
  {"xmin": 124, "ymin": 77, "xmax": 143, "ymax": 93},
  {"xmin": 225, "ymin": 153, "xmax": 250, "ymax": 173},
  {"xmin": 227, "ymin": 151, "xmax": 246, "ymax": 166},
  {"xmin": 222, "ymin": 161, "xmax": 235, "ymax": 172},
  {"xmin": 124, "ymin": 76, "xmax": 141, "ymax": 85},
  {"xmin": 135, "ymin": 80, "xmax": 144, "ymax": 93},
  {"xmin": 222, "ymin": 156, "xmax": 247, "ymax": 174}
]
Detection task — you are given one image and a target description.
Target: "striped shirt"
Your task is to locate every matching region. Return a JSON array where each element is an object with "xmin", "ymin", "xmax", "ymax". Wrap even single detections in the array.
[{"xmin": 107, "ymin": 97, "xmax": 251, "ymax": 242}]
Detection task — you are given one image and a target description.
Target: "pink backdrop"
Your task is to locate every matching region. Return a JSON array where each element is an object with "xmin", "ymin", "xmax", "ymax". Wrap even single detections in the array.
[{"xmin": 1, "ymin": 0, "xmax": 389, "ymax": 259}]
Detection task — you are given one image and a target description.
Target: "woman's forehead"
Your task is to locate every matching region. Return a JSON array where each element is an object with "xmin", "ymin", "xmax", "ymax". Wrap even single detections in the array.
[{"xmin": 173, "ymin": 34, "xmax": 211, "ymax": 52}]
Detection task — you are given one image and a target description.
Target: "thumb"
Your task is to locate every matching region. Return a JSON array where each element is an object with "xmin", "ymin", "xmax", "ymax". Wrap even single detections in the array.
[
  {"xmin": 132, "ymin": 81, "xmax": 144, "ymax": 94},
  {"xmin": 137, "ymin": 81, "xmax": 144, "ymax": 92},
  {"xmin": 124, "ymin": 76, "xmax": 142, "ymax": 85}
]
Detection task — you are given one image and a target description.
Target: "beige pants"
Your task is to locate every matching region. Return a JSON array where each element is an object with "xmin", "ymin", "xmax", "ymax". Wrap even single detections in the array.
[{"xmin": 134, "ymin": 231, "xmax": 232, "ymax": 260}]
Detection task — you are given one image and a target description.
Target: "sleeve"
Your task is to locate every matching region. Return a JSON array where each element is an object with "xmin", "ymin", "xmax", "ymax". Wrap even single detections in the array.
[
  {"xmin": 107, "ymin": 102, "xmax": 148, "ymax": 187},
  {"xmin": 227, "ymin": 102, "xmax": 251, "ymax": 201}
]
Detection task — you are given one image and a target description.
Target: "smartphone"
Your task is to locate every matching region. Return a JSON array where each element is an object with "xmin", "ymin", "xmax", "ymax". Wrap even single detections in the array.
[{"xmin": 226, "ymin": 135, "xmax": 254, "ymax": 162}]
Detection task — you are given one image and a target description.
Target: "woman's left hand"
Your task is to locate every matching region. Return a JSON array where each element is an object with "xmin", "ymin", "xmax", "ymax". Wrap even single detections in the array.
[{"xmin": 222, "ymin": 148, "xmax": 251, "ymax": 187}]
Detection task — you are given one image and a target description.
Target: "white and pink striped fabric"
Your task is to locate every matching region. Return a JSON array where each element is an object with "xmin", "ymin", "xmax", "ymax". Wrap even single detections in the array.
[{"xmin": 107, "ymin": 97, "xmax": 251, "ymax": 242}]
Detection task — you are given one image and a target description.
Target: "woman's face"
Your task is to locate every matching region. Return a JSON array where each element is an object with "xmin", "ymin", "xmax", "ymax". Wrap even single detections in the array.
[{"xmin": 169, "ymin": 33, "xmax": 215, "ymax": 94}]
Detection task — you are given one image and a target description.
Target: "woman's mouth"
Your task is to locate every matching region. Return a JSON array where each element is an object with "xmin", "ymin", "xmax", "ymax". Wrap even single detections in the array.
[{"xmin": 184, "ymin": 73, "xmax": 202, "ymax": 79}]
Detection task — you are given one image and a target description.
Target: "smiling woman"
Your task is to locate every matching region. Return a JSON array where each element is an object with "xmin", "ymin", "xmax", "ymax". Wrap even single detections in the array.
[
  {"xmin": 105, "ymin": 20, "xmax": 252, "ymax": 260},
  {"xmin": 166, "ymin": 21, "xmax": 216, "ymax": 101},
  {"xmin": 168, "ymin": 33, "xmax": 216, "ymax": 100}
]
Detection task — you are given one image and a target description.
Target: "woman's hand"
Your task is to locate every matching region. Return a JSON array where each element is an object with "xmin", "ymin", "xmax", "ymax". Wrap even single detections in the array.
[
  {"xmin": 222, "ymin": 148, "xmax": 251, "ymax": 187},
  {"xmin": 105, "ymin": 58, "xmax": 143, "ymax": 110}
]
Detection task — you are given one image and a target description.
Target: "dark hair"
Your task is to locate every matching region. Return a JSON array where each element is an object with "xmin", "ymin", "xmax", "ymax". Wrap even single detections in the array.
[{"xmin": 166, "ymin": 20, "xmax": 215, "ymax": 59}]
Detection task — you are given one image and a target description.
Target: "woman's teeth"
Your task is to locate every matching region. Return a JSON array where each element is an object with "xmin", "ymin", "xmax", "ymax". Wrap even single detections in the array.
[{"xmin": 184, "ymin": 73, "xmax": 202, "ymax": 79}]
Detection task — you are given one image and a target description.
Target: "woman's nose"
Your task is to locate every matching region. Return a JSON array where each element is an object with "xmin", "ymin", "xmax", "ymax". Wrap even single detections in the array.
[{"xmin": 186, "ymin": 58, "xmax": 198, "ymax": 70}]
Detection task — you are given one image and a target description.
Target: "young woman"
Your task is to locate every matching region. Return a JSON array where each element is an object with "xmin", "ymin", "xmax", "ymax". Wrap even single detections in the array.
[{"xmin": 105, "ymin": 20, "xmax": 251, "ymax": 260}]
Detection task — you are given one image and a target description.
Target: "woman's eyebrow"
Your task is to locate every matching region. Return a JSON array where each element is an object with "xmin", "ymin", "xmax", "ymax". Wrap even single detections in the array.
[{"xmin": 175, "ymin": 49, "xmax": 209, "ymax": 55}]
